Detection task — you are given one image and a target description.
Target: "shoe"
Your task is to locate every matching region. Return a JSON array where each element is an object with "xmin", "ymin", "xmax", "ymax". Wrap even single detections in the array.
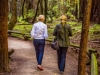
[
  {"xmin": 60, "ymin": 71, "xmax": 64, "ymax": 74},
  {"xmin": 37, "ymin": 65, "xmax": 44, "ymax": 71}
]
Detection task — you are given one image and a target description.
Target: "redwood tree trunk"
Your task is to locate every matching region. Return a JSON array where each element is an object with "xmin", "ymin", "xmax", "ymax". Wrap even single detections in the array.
[
  {"xmin": 40, "ymin": 0, "xmax": 43, "ymax": 14},
  {"xmin": 8, "ymin": 0, "xmax": 17, "ymax": 30},
  {"xmin": 0, "ymin": 0, "xmax": 9, "ymax": 73},
  {"xmin": 97, "ymin": 0, "xmax": 100, "ymax": 24},
  {"xmin": 90, "ymin": 0, "xmax": 97, "ymax": 21},
  {"xmin": 44, "ymin": 0, "xmax": 47, "ymax": 23},
  {"xmin": 32, "ymin": 0, "xmax": 40, "ymax": 23},
  {"xmin": 79, "ymin": 0, "xmax": 85, "ymax": 20},
  {"xmin": 22, "ymin": 0, "xmax": 25, "ymax": 18},
  {"xmin": 78, "ymin": 0, "xmax": 92, "ymax": 75}
]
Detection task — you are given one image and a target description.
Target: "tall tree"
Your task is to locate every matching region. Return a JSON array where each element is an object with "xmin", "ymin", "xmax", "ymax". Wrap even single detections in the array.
[
  {"xmin": 8, "ymin": 0, "xmax": 17, "ymax": 30},
  {"xmin": 90, "ymin": 0, "xmax": 97, "ymax": 21},
  {"xmin": 78, "ymin": 0, "xmax": 92, "ymax": 75},
  {"xmin": 44, "ymin": 0, "xmax": 48, "ymax": 23},
  {"xmin": 0, "ymin": 0, "xmax": 9, "ymax": 73},
  {"xmin": 22, "ymin": 0, "xmax": 25, "ymax": 18},
  {"xmin": 97, "ymin": 0, "xmax": 100, "ymax": 24},
  {"xmin": 79, "ymin": 0, "xmax": 85, "ymax": 20},
  {"xmin": 75, "ymin": 0, "xmax": 80, "ymax": 19},
  {"xmin": 40, "ymin": 0, "xmax": 43, "ymax": 14},
  {"xmin": 32, "ymin": 0, "xmax": 40, "ymax": 23}
]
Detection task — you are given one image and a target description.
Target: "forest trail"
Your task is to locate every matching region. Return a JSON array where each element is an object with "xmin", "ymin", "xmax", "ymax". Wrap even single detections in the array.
[{"xmin": 7, "ymin": 37, "xmax": 78, "ymax": 75}]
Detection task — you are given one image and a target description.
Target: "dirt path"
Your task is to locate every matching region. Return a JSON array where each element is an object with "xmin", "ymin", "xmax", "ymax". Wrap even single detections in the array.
[{"xmin": 7, "ymin": 37, "xmax": 78, "ymax": 75}]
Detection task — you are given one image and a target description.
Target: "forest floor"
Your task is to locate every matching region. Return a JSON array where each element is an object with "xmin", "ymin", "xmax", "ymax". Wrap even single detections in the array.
[{"xmin": 1, "ymin": 36, "xmax": 100, "ymax": 75}]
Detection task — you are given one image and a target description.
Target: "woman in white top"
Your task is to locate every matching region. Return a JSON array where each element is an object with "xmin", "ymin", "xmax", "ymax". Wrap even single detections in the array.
[{"xmin": 31, "ymin": 15, "xmax": 48, "ymax": 71}]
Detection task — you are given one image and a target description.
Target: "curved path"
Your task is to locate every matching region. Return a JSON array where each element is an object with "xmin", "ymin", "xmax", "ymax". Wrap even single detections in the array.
[{"xmin": 7, "ymin": 37, "xmax": 78, "ymax": 75}]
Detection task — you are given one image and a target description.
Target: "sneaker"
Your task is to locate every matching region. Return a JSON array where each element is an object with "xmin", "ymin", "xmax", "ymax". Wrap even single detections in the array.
[
  {"xmin": 60, "ymin": 71, "xmax": 64, "ymax": 74},
  {"xmin": 37, "ymin": 65, "xmax": 44, "ymax": 71}
]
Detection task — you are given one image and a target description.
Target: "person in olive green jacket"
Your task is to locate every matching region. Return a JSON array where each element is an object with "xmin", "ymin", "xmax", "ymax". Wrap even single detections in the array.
[{"xmin": 53, "ymin": 15, "xmax": 72, "ymax": 74}]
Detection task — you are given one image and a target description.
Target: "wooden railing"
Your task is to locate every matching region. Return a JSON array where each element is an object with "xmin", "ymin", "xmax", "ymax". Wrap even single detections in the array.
[{"xmin": 90, "ymin": 50, "xmax": 98, "ymax": 75}]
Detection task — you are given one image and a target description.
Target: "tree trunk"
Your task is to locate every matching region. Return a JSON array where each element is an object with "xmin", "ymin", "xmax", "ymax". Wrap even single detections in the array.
[
  {"xmin": 40, "ymin": 0, "xmax": 43, "ymax": 14},
  {"xmin": 79, "ymin": 0, "xmax": 85, "ymax": 20},
  {"xmin": 8, "ymin": 0, "xmax": 17, "ymax": 30},
  {"xmin": 0, "ymin": 0, "xmax": 9, "ymax": 73},
  {"xmin": 32, "ymin": 0, "xmax": 40, "ymax": 23},
  {"xmin": 44, "ymin": 0, "xmax": 47, "ymax": 23},
  {"xmin": 77, "ymin": 0, "xmax": 80, "ymax": 19},
  {"xmin": 22, "ymin": 0, "xmax": 25, "ymax": 18},
  {"xmin": 78, "ymin": 0, "xmax": 92, "ymax": 75},
  {"xmin": 24, "ymin": 0, "xmax": 30, "ymax": 18},
  {"xmin": 90, "ymin": 0, "xmax": 97, "ymax": 21},
  {"xmin": 97, "ymin": 0, "xmax": 100, "ymax": 24}
]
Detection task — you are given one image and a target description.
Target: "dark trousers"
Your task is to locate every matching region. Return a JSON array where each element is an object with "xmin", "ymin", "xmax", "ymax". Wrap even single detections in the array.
[
  {"xmin": 57, "ymin": 47, "xmax": 68, "ymax": 71},
  {"xmin": 33, "ymin": 39, "xmax": 45, "ymax": 65}
]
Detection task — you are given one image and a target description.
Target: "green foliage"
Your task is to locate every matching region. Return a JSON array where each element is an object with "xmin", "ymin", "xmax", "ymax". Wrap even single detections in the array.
[
  {"xmin": 17, "ymin": 9, "xmax": 34, "ymax": 23},
  {"xmin": 27, "ymin": 9, "xmax": 34, "ymax": 18},
  {"xmin": 13, "ymin": 24, "xmax": 32, "ymax": 33},
  {"xmin": 89, "ymin": 24, "xmax": 100, "ymax": 39},
  {"xmin": 66, "ymin": 11, "xmax": 76, "ymax": 20},
  {"xmin": 8, "ymin": 13, "xmax": 12, "ymax": 20},
  {"xmin": 10, "ymin": 20, "xmax": 100, "ymax": 41},
  {"xmin": 67, "ymin": 21, "xmax": 82, "ymax": 34},
  {"xmin": 18, "ymin": 16, "xmax": 30, "ymax": 24}
]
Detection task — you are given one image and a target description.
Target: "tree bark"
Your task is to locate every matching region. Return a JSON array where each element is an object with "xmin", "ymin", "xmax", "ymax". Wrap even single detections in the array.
[
  {"xmin": 79, "ymin": 0, "xmax": 85, "ymax": 20},
  {"xmin": 0, "ymin": 0, "xmax": 9, "ymax": 73},
  {"xmin": 40, "ymin": 0, "xmax": 43, "ymax": 14},
  {"xmin": 97, "ymin": 0, "xmax": 100, "ymax": 24},
  {"xmin": 22, "ymin": 0, "xmax": 25, "ymax": 18},
  {"xmin": 32, "ymin": 0, "xmax": 40, "ymax": 23},
  {"xmin": 44, "ymin": 0, "xmax": 48, "ymax": 23},
  {"xmin": 90, "ymin": 0, "xmax": 97, "ymax": 21},
  {"xmin": 8, "ymin": 0, "xmax": 17, "ymax": 30},
  {"xmin": 78, "ymin": 0, "xmax": 92, "ymax": 75}
]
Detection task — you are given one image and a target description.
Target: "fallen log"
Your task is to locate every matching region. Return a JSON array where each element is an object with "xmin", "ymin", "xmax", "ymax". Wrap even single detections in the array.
[
  {"xmin": 8, "ymin": 30, "xmax": 30, "ymax": 40},
  {"xmin": 46, "ymin": 39, "xmax": 97, "ymax": 52}
]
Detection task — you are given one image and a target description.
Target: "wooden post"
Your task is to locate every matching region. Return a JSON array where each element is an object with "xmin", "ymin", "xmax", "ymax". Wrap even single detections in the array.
[{"xmin": 91, "ymin": 53, "xmax": 98, "ymax": 75}]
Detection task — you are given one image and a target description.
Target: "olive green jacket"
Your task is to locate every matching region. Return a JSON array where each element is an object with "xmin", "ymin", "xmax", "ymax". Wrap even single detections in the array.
[{"xmin": 53, "ymin": 24, "xmax": 72, "ymax": 47}]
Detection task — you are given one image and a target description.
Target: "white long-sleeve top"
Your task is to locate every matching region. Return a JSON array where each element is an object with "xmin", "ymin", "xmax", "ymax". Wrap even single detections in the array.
[{"xmin": 31, "ymin": 21, "xmax": 48, "ymax": 39}]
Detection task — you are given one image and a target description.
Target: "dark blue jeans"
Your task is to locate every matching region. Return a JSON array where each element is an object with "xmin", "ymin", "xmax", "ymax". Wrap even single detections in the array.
[
  {"xmin": 33, "ymin": 39, "xmax": 45, "ymax": 65},
  {"xmin": 57, "ymin": 47, "xmax": 68, "ymax": 72}
]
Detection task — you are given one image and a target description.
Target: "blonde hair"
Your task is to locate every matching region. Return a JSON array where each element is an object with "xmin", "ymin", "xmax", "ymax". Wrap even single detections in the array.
[
  {"xmin": 38, "ymin": 15, "xmax": 45, "ymax": 22},
  {"xmin": 60, "ymin": 15, "xmax": 67, "ymax": 21}
]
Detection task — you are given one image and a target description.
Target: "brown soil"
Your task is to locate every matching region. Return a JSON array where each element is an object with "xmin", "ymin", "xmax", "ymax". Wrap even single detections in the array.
[{"xmin": 1, "ymin": 37, "xmax": 100, "ymax": 75}]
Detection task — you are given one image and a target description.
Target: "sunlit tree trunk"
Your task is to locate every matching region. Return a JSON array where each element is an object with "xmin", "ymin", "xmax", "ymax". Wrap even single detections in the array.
[
  {"xmin": 78, "ymin": 0, "xmax": 92, "ymax": 75},
  {"xmin": 0, "ymin": 0, "xmax": 9, "ymax": 73},
  {"xmin": 8, "ymin": 0, "xmax": 17, "ymax": 30}
]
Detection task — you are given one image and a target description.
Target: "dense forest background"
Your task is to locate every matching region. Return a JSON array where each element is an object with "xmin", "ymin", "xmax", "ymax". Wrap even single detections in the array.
[
  {"xmin": 7, "ymin": 0, "xmax": 100, "ymax": 42},
  {"xmin": 8, "ymin": 0, "xmax": 100, "ymax": 25}
]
